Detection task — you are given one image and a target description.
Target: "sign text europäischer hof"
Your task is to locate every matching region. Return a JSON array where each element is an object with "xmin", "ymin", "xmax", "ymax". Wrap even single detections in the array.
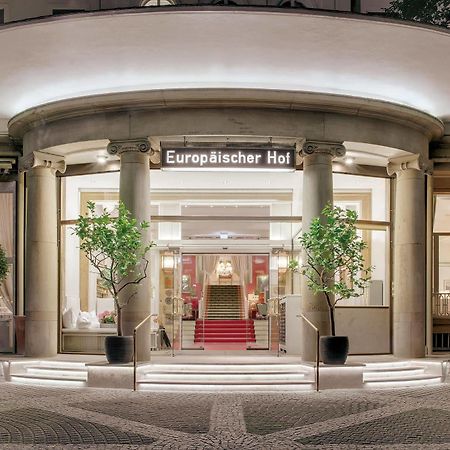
[{"xmin": 161, "ymin": 148, "xmax": 295, "ymax": 171}]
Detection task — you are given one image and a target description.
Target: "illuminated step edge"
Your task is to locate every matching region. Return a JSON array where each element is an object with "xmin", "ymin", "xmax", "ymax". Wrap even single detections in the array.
[
  {"xmin": 23, "ymin": 361, "xmax": 87, "ymax": 370},
  {"xmin": 363, "ymin": 368, "xmax": 425, "ymax": 380},
  {"xmin": 137, "ymin": 381, "xmax": 314, "ymax": 391},
  {"xmin": 10, "ymin": 374, "xmax": 87, "ymax": 387},
  {"xmin": 142, "ymin": 364, "xmax": 312, "ymax": 373},
  {"xmin": 25, "ymin": 367, "xmax": 89, "ymax": 378},
  {"xmin": 363, "ymin": 361, "xmax": 416, "ymax": 370},
  {"xmin": 363, "ymin": 375, "xmax": 442, "ymax": 389},
  {"xmin": 142, "ymin": 372, "xmax": 307, "ymax": 381}
]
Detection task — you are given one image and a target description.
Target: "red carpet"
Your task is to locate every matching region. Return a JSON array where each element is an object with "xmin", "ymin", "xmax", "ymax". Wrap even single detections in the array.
[{"xmin": 194, "ymin": 319, "xmax": 256, "ymax": 343}]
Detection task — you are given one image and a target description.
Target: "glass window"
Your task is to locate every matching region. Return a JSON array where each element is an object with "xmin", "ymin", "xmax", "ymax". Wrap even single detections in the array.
[
  {"xmin": 0, "ymin": 182, "xmax": 15, "ymax": 353},
  {"xmin": 334, "ymin": 173, "xmax": 390, "ymax": 222}
]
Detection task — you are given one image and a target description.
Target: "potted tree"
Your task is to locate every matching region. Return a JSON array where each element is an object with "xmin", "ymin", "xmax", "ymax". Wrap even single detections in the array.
[
  {"xmin": 73, "ymin": 201, "xmax": 154, "ymax": 364},
  {"xmin": 296, "ymin": 203, "xmax": 372, "ymax": 364}
]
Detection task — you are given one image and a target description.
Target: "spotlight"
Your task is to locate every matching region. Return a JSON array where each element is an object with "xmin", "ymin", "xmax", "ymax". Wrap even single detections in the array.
[{"xmin": 344, "ymin": 157, "xmax": 354, "ymax": 165}]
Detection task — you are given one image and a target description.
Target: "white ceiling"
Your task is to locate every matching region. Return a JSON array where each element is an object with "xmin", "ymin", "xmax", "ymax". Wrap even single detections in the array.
[{"xmin": 0, "ymin": 9, "xmax": 449, "ymax": 135}]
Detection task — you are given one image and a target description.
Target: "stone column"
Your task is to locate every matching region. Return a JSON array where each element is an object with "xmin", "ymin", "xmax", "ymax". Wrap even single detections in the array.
[
  {"xmin": 300, "ymin": 141, "xmax": 345, "ymax": 361},
  {"xmin": 20, "ymin": 151, "xmax": 66, "ymax": 357},
  {"xmin": 388, "ymin": 155, "xmax": 426, "ymax": 358},
  {"xmin": 107, "ymin": 139, "xmax": 152, "ymax": 360}
]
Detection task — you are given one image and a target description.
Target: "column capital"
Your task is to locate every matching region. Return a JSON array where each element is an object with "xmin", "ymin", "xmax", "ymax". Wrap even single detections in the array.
[
  {"xmin": 387, "ymin": 154, "xmax": 424, "ymax": 176},
  {"xmin": 301, "ymin": 140, "xmax": 346, "ymax": 158},
  {"xmin": 19, "ymin": 151, "xmax": 66, "ymax": 174},
  {"xmin": 107, "ymin": 138, "xmax": 151, "ymax": 156}
]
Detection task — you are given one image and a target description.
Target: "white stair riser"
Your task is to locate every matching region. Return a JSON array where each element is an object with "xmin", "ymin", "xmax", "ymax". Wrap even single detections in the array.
[
  {"xmin": 138, "ymin": 383, "xmax": 313, "ymax": 391},
  {"xmin": 363, "ymin": 369, "xmax": 425, "ymax": 380}
]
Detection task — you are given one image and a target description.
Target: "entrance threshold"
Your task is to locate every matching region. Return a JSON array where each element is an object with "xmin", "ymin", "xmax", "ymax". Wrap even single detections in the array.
[{"xmin": 2, "ymin": 354, "xmax": 447, "ymax": 391}]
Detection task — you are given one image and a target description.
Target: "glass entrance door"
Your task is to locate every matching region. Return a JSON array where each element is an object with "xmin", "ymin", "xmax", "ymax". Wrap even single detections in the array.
[{"xmin": 178, "ymin": 253, "xmax": 271, "ymax": 351}]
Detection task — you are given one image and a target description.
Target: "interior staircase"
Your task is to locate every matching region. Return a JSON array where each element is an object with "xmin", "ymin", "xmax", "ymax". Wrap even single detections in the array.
[
  {"xmin": 205, "ymin": 285, "xmax": 242, "ymax": 320},
  {"xmin": 193, "ymin": 284, "xmax": 256, "ymax": 344},
  {"xmin": 194, "ymin": 319, "xmax": 256, "ymax": 343}
]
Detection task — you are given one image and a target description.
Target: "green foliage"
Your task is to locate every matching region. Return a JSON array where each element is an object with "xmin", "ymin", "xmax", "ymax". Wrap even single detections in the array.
[
  {"xmin": 73, "ymin": 201, "xmax": 154, "ymax": 335},
  {"xmin": 298, "ymin": 204, "xmax": 372, "ymax": 335},
  {"xmin": 0, "ymin": 244, "xmax": 8, "ymax": 284},
  {"xmin": 385, "ymin": 0, "xmax": 450, "ymax": 27}
]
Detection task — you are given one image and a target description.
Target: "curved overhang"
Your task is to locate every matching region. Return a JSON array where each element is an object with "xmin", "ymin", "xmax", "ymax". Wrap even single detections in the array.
[
  {"xmin": 0, "ymin": 8, "xmax": 449, "ymax": 137},
  {"xmin": 8, "ymin": 89, "xmax": 444, "ymax": 142}
]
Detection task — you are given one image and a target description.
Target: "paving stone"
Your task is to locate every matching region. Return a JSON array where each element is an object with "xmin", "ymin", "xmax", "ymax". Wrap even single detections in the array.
[
  {"xmin": 0, "ymin": 408, "xmax": 155, "ymax": 445},
  {"xmin": 296, "ymin": 408, "xmax": 450, "ymax": 446},
  {"xmin": 73, "ymin": 393, "xmax": 214, "ymax": 434},
  {"xmin": 0, "ymin": 381, "xmax": 449, "ymax": 448},
  {"xmin": 243, "ymin": 394, "xmax": 385, "ymax": 435}
]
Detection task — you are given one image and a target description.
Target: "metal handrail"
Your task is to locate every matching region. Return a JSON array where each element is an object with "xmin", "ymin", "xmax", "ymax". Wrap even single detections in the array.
[
  {"xmin": 267, "ymin": 296, "xmax": 285, "ymax": 357},
  {"xmin": 442, "ymin": 359, "xmax": 450, "ymax": 383},
  {"xmin": 133, "ymin": 313, "xmax": 158, "ymax": 391},
  {"xmin": 171, "ymin": 296, "xmax": 184, "ymax": 357},
  {"xmin": 299, "ymin": 313, "xmax": 320, "ymax": 392}
]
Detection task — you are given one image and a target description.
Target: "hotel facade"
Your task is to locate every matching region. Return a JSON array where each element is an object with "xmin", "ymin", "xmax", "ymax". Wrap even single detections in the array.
[{"xmin": 0, "ymin": 0, "xmax": 449, "ymax": 366}]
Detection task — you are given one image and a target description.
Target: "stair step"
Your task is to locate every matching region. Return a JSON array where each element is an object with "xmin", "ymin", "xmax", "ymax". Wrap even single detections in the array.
[
  {"xmin": 195, "ymin": 338, "xmax": 256, "ymax": 343},
  {"xmin": 25, "ymin": 367, "xmax": 88, "ymax": 378},
  {"xmin": 137, "ymin": 381, "xmax": 313, "ymax": 391},
  {"xmin": 11, "ymin": 373, "xmax": 87, "ymax": 383},
  {"xmin": 143, "ymin": 373, "xmax": 306, "ymax": 381},
  {"xmin": 363, "ymin": 368, "xmax": 425, "ymax": 379},
  {"xmin": 138, "ymin": 379, "xmax": 312, "ymax": 386},
  {"xmin": 364, "ymin": 374, "xmax": 442, "ymax": 385},
  {"xmin": 197, "ymin": 320, "xmax": 252, "ymax": 324}
]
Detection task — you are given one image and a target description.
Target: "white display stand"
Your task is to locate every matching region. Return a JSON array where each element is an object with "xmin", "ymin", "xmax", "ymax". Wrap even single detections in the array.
[{"xmin": 279, "ymin": 294, "xmax": 302, "ymax": 355}]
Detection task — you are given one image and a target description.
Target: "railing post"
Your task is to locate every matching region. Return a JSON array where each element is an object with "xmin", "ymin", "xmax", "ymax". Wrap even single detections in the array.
[
  {"xmin": 133, "ymin": 313, "xmax": 158, "ymax": 392},
  {"xmin": 299, "ymin": 314, "xmax": 320, "ymax": 392},
  {"xmin": 133, "ymin": 328, "xmax": 137, "ymax": 392},
  {"xmin": 316, "ymin": 329, "xmax": 320, "ymax": 392}
]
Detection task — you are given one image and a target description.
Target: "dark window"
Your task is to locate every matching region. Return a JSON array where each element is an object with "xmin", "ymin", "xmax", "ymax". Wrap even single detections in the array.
[
  {"xmin": 53, "ymin": 9, "xmax": 85, "ymax": 16},
  {"xmin": 0, "ymin": 10, "xmax": 4, "ymax": 24}
]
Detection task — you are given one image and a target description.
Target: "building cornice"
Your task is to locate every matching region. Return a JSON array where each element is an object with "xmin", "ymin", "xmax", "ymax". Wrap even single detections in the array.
[{"xmin": 8, "ymin": 89, "xmax": 444, "ymax": 142}]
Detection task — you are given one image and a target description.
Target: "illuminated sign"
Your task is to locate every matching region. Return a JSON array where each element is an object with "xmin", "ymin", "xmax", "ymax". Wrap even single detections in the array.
[{"xmin": 161, "ymin": 148, "xmax": 295, "ymax": 171}]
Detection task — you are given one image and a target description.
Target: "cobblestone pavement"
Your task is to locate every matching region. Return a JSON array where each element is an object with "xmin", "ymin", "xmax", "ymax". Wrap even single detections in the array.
[{"xmin": 0, "ymin": 380, "xmax": 450, "ymax": 449}]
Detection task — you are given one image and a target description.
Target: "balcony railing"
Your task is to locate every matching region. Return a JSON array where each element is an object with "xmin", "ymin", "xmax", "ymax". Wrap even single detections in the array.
[{"xmin": 432, "ymin": 293, "xmax": 450, "ymax": 318}]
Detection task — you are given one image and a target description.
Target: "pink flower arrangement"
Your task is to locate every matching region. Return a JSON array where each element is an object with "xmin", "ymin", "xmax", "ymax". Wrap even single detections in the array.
[{"xmin": 98, "ymin": 310, "xmax": 116, "ymax": 324}]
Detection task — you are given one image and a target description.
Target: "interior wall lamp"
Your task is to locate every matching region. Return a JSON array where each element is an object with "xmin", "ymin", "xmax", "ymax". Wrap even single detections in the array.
[
  {"xmin": 161, "ymin": 253, "xmax": 175, "ymax": 272},
  {"xmin": 277, "ymin": 254, "xmax": 289, "ymax": 273}
]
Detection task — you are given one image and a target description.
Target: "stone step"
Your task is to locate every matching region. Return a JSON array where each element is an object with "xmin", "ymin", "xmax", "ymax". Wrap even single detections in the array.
[
  {"xmin": 363, "ymin": 374, "xmax": 442, "ymax": 388},
  {"xmin": 137, "ymin": 381, "xmax": 313, "ymax": 391},
  {"xmin": 11, "ymin": 373, "xmax": 88, "ymax": 385}
]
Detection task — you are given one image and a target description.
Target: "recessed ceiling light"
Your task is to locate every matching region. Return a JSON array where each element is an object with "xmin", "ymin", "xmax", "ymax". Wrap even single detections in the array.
[
  {"xmin": 344, "ymin": 157, "xmax": 354, "ymax": 165},
  {"xmin": 97, "ymin": 155, "xmax": 107, "ymax": 164}
]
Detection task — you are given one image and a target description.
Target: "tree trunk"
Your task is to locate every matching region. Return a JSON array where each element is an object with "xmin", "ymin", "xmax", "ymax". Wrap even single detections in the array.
[
  {"xmin": 329, "ymin": 306, "xmax": 336, "ymax": 336},
  {"xmin": 115, "ymin": 300, "xmax": 122, "ymax": 336}
]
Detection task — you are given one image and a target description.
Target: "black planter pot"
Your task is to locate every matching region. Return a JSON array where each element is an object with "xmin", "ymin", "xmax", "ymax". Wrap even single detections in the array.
[
  {"xmin": 104, "ymin": 336, "xmax": 134, "ymax": 364},
  {"xmin": 320, "ymin": 336, "xmax": 349, "ymax": 365}
]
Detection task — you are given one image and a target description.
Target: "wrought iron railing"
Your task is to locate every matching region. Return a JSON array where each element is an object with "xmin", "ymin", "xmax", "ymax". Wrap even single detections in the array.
[{"xmin": 432, "ymin": 293, "xmax": 450, "ymax": 318}]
